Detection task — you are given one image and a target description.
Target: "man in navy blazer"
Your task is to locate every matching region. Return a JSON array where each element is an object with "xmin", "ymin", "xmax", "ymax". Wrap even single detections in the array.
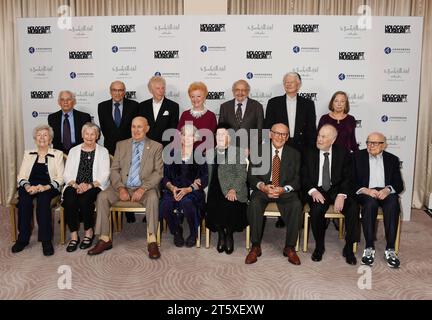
[
  {"xmin": 97, "ymin": 81, "xmax": 139, "ymax": 156},
  {"xmin": 353, "ymin": 132, "xmax": 404, "ymax": 268},
  {"xmin": 138, "ymin": 76, "xmax": 179, "ymax": 147},
  {"xmin": 48, "ymin": 90, "xmax": 91, "ymax": 154}
]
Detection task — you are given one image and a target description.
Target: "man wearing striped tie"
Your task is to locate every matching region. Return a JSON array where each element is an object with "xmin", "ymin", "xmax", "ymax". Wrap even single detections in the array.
[{"xmin": 89, "ymin": 116, "xmax": 163, "ymax": 259}]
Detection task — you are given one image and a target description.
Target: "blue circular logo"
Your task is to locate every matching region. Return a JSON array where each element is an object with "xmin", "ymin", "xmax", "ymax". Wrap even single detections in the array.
[
  {"xmin": 70, "ymin": 72, "xmax": 77, "ymax": 79},
  {"xmin": 29, "ymin": 47, "xmax": 35, "ymax": 54},
  {"xmin": 112, "ymin": 46, "xmax": 119, "ymax": 53},
  {"xmin": 32, "ymin": 111, "xmax": 39, "ymax": 118},
  {"xmin": 384, "ymin": 47, "xmax": 392, "ymax": 54},
  {"xmin": 381, "ymin": 115, "xmax": 389, "ymax": 122},
  {"xmin": 246, "ymin": 72, "xmax": 254, "ymax": 79},
  {"xmin": 200, "ymin": 45, "xmax": 207, "ymax": 53},
  {"xmin": 338, "ymin": 73, "xmax": 346, "ymax": 81},
  {"xmin": 154, "ymin": 71, "xmax": 162, "ymax": 76},
  {"xmin": 293, "ymin": 46, "xmax": 300, "ymax": 53}
]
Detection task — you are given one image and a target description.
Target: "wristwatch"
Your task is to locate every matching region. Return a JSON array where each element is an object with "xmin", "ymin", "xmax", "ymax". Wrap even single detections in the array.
[{"xmin": 284, "ymin": 186, "xmax": 290, "ymax": 193}]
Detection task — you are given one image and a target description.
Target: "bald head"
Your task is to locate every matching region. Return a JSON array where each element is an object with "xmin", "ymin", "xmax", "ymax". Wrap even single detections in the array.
[
  {"xmin": 131, "ymin": 116, "xmax": 149, "ymax": 141},
  {"xmin": 316, "ymin": 124, "xmax": 337, "ymax": 151}
]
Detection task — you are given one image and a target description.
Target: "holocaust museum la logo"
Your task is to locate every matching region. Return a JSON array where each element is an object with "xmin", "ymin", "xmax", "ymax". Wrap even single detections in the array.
[
  {"xmin": 30, "ymin": 91, "xmax": 54, "ymax": 99},
  {"xmin": 111, "ymin": 24, "xmax": 136, "ymax": 33},
  {"xmin": 385, "ymin": 25, "xmax": 411, "ymax": 34},
  {"xmin": 207, "ymin": 92, "xmax": 225, "ymax": 100},
  {"xmin": 27, "ymin": 26, "xmax": 51, "ymax": 34},
  {"xmin": 299, "ymin": 93, "xmax": 318, "ymax": 101},
  {"xmin": 125, "ymin": 91, "xmax": 137, "ymax": 99},
  {"xmin": 246, "ymin": 51, "xmax": 272, "ymax": 59},
  {"xmin": 154, "ymin": 50, "xmax": 179, "ymax": 59},
  {"xmin": 382, "ymin": 94, "xmax": 408, "ymax": 103},
  {"xmin": 69, "ymin": 51, "xmax": 93, "ymax": 59},
  {"xmin": 293, "ymin": 24, "xmax": 319, "ymax": 33},
  {"xmin": 200, "ymin": 24, "xmax": 226, "ymax": 32},
  {"xmin": 339, "ymin": 52, "xmax": 365, "ymax": 60}
]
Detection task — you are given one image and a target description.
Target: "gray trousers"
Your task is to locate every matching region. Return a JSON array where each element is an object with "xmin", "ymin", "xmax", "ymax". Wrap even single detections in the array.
[{"xmin": 95, "ymin": 186, "xmax": 159, "ymax": 239}]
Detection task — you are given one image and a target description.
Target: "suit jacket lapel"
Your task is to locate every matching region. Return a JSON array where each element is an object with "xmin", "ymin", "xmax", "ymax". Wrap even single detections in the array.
[
  {"xmin": 313, "ymin": 148, "xmax": 320, "ymax": 186},
  {"xmin": 294, "ymin": 95, "xmax": 303, "ymax": 137},
  {"xmin": 242, "ymin": 100, "xmax": 252, "ymax": 126},
  {"xmin": 155, "ymin": 100, "xmax": 167, "ymax": 122},
  {"xmin": 123, "ymin": 138, "xmax": 132, "ymax": 175},
  {"xmin": 140, "ymin": 138, "xmax": 150, "ymax": 171},
  {"xmin": 72, "ymin": 110, "xmax": 80, "ymax": 142},
  {"xmin": 383, "ymin": 151, "xmax": 391, "ymax": 186},
  {"xmin": 120, "ymin": 99, "xmax": 129, "ymax": 127}
]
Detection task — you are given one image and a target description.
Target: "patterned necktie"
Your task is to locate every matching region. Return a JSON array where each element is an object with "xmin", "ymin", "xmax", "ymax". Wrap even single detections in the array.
[
  {"xmin": 114, "ymin": 102, "xmax": 121, "ymax": 128},
  {"xmin": 235, "ymin": 103, "xmax": 243, "ymax": 127},
  {"xmin": 272, "ymin": 149, "xmax": 281, "ymax": 187},
  {"xmin": 63, "ymin": 113, "xmax": 72, "ymax": 151},
  {"xmin": 322, "ymin": 152, "xmax": 331, "ymax": 191},
  {"xmin": 127, "ymin": 142, "xmax": 142, "ymax": 187}
]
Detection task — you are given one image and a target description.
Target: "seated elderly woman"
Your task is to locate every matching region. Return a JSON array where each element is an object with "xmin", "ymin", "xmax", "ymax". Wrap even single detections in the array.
[
  {"xmin": 63, "ymin": 122, "xmax": 110, "ymax": 252},
  {"xmin": 160, "ymin": 125, "xmax": 208, "ymax": 247},
  {"xmin": 13, "ymin": 124, "xmax": 64, "ymax": 256},
  {"xmin": 206, "ymin": 123, "xmax": 248, "ymax": 254}
]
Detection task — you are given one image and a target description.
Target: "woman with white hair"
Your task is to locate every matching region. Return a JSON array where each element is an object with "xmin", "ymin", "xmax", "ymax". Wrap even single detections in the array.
[
  {"xmin": 62, "ymin": 122, "xmax": 110, "ymax": 252},
  {"xmin": 13, "ymin": 124, "xmax": 64, "ymax": 256}
]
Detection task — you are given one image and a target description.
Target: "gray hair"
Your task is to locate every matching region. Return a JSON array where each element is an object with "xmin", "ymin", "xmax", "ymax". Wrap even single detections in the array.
[
  {"xmin": 81, "ymin": 122, "xmax": 100, "ymax": 140},
  {"xmin": 58, "ymin": 90, "xmax": 76, "ymax": 103},
  {"xmin": 180, "ymin": 124, "xmax": 200, "ymax": 141},
  {"xmin": 283, "ymin": 72, "xmax": 302, "ymax": 84},
  {"xmin": 147, "ymin": 76, "xmax": 166, "ymax": 91},
  {"xmin": 33, "ymin": 124, "xmax": 54, "ymax": 142},
  {"xmin": 232, "ymin": 79, "xmax": 250, "ymax": 92}
]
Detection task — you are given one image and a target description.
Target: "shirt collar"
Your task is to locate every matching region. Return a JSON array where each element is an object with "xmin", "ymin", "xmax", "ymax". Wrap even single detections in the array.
[
  {"xmin": 235, "ymin": 98, "xmax": 247, "ymax": 106},
  {"xmin": 369, "ymin": 152, "xmax": 383, "ymax": 160},
  {"xmin": 286, "ymin": 94, "xmax": 297, "ymax": 102},
  {"xmin": 153, "ymin": 98, "xmax": 164, "ymax": 105},
  {"xmin": 113, "ymin": 100, "xmax": 123, "ymax": 106},
  {"xmin": 272, "ymin": 144, "xmax": 284, "ymax": 155}
]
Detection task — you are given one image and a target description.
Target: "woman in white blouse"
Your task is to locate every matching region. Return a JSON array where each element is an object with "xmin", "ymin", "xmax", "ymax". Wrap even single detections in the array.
[{"xmin": 63, "ymin": 122, "xmax": 110, "ymax": 252}]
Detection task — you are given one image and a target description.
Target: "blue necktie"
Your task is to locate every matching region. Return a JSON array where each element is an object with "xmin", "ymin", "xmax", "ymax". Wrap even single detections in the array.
[
  {"xmin": 114, "ymin": 102, "xmax": 121, "ymax": 128},
  {"xmin": 127, "ymin": 142, "xmax": 142, "ymax": 187}
]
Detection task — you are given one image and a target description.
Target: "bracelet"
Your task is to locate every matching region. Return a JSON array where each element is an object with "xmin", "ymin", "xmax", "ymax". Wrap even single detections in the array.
[{"xmin": 190, "ymin": 184, "xmax": 196, "ymax": 191}]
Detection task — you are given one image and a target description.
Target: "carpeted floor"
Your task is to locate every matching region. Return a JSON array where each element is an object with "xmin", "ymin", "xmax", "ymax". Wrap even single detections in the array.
[{"xmin": 1, "ymin": 206, "xmax": 431, "ymax": 300}]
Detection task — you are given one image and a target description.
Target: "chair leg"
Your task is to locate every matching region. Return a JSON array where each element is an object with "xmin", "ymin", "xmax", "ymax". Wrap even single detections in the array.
[
  {"xmin": 196, "ymin": 225, "xmax": 201, "ymax": 248},
  {"xmin": 205, "ymin": 228, "xmax": 210, "ymax": 249},
  {"xmin": 353, "ymin": 242, "xmax": 358, "ymax": 254},
  {"xmin": 9, "ymin": 205, "xmax": 17, "ymax": 242},
  {"xmin": 338, "ymin": 217, "xmax": 344, "ymax": 239},
  {"xmin": 109, "ymin": 212, "xmax": 113, "ymax": 240},
  {"xmin": 157, "ymin": 220, "xmax": 161, "ymax": 247},
  {"xmin": 60, "ymin": 207, "xmax": 65, "ymax": 245},
  {"xmin": 295, "ymin": 233, "xmax": 300, "ymax": 252},
  {"xmin": 117, "ymin": 212, "xmax": 122, "ymax": 231},
  {"xmin": 303, "ymin": 212, "xmax": 309, "ymax": 252},
  {"xmin": 395, "ymin": 216, "xmax": 401, "ymax": 254},
  {"xmin": 112, "ymin": 211, "xmax": 118, "ymax": 233},
  {"xmin": 246, "ymin": 225, "xmax": 250, "ymax": 250}
]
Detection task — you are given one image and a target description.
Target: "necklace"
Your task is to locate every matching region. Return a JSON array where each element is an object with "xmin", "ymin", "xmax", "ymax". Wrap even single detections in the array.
[{"xmin": 189, "ymin": 108, "xmax": 207, "ymax": 119}]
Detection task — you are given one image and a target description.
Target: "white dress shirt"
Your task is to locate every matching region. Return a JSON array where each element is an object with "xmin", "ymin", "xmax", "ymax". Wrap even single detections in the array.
[
  {"xmin": 235, "ymin": 98, "xmax": 247, "ymax": 119},
  {"xmin": 286, "ymin": 95, "xmax": 297, "ymax": 137},
  {"xmin": 152, "ymin": 98, "xmax": 164, "ymax": 120}
]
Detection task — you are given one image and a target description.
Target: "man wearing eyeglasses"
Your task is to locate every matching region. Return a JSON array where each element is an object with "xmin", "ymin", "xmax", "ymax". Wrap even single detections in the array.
[
  {"xmin": 246, "ymin": 123, "xmax": 302, "ymax": 265},
  {"xmin": 97, "ymin": 81, "xmax": 139, "ymax": 156},
  {"xmin": 353, "ymin": 132, "xmax": 404, "ymax": 268}
]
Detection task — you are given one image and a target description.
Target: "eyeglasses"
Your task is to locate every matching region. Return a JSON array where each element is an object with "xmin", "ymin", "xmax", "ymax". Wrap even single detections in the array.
[
  {"xmin": 271, "ymin": 130, "xmax": 289, "ymax": 138},
  {"xmin": 366, "ymin": 141, "xmax": 385, "ymax": 146},
  {"xmin": 111, "ymin": 89, "xmax": 125, "ymax": 93}
]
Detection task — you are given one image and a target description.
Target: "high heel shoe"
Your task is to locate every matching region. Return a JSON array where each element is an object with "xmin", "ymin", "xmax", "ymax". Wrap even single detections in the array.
[
  {"xmin": 225, "ymin": 231, "xmax": 234, "ymax": 254},
  {"xmin": 217, "ymin": 229, "xmax": 226, "ymax": 253}
]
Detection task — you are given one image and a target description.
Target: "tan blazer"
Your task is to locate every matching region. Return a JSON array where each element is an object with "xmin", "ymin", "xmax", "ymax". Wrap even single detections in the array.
[
  {"xmin": 17, "ymin": 148, "xmax": 64, "ymax": 191},
  {"xmin": 110, "ymin": 137, "xmax": 163, "ymax": 194}
]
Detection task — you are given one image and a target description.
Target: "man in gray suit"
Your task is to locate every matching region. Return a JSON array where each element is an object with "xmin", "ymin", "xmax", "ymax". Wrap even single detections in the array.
[
  {"xmin": 88, "ymin": 116, "xmax": 163, "ymax": 259},
  {"xmin": 218, "ymin": 79, "xmax": 264, "ymax": 150}
]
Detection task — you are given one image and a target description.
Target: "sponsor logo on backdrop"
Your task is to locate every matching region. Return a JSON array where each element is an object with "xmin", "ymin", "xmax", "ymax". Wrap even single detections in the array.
[
  {"xmin": 298, "ymin": 92, "xmax": 318, "ymax": 102},
  {"xmin": 207, "ymin": 92, "xmax": 225, "ymax": 100},
  {"xmin": 292, "ymin": 66, "xmax": 319, "ymax": 80},
  {"xmin": 384, "ymin": 67, "xmax": 410, "ymax": 81},
  {"xmin": 339, "ymin": 52, "xmax": 365, "ymax": 60},
  {"xmin": 293, "ymin": 24, "xmax": 319, "ymax": 33},
  {"xmin": 69, "ymin": 51, "xmax": 93, "ymax": 59},
  {"xmin": 339, "ymin": 25, "xmax": 367, "ymax": 39},
  {"xmin": 338, "ymin": 73, "xmax": 365, "ymax": 81},
  {"xmin": 30, "ymin": 91, "xmax": 54, "ymax": 99},
  {"xmin": 125, "ymin": 91, "xmax": 136, "ymax": 99},
  {"xmin": 385, "ymin": 25, "xmax": 411, "ymax": 34},
  {"xmin": 381, "ymin": 115, "xmax": 407, "ymax": 122},
  {"xmin": 165, "ymin": 91, "xmax": 180, "ymax": 99},
  {"xmin": 382, "ymin": 94, "xmax": 408, "ymax": 103},
  {"xmin": 154, "ymin": 71, "xmax": 180, "ymax": 79},
  {"xmin": 200, "ymin": 64, "xmax": 226, "ymax": 79},
  {"xmin": 112, "ymin": 46, "xmax": 137, "ymax": 53},
  {"xmin": 154, "ymin": 50, "xmax": 179, "ymax": 59},
  {"xmin": 386, "ymin": 135, "xmax": 407, "ymax": 149},
  {"xmin": 250, "ymin": 91, "xmax": 272, "ymax": 103},
  {"xmin": 111, "ymin": 24, "xmax": 136, "ymax": 33},
  {"xmin": 69, "ymin": 71, "xmax": 95, "ymax": 79},
  {"xmin": 154, "ymin": 24, "xmax": 180, "ymax": 38},
  {"xmin": 32, "ymin": 111, "xmax": 39, "ymax": 118},
  {"xmin": 246, "ymin": 51, "xmax": 272, "ymax": 59},
  {"xmin": 200, "ymin": 45, "xmax": 226, "ymax": 52},
  {"xmin": 247, "ymin": 24, "xmax": 273, "ymax": 38},
  {"xmin": 292, "ymin": 46, "xmax": 319, "ymax": 54},
  {"xmin": 75, "ymin": 91, "xmax": 95, "ymax": 105},
  {"xmin": 27, "ymin": 26, "xmax": 51, "ymax": 34},
  {"xmin": 347, "ymin": 93, "xmax": 365, "ymax": 107},
  {"xmin": 356, "ymin": 120, "xmax": 362, "ymax": 128},
  {"xmin": 246, "ymin": 72, "xmax": 272, "ymax": 79},
  {"xmin": 384, "ymin": 47, "xmax": 411, "ymax": 54},
  {"xmin": 29, "ymin": 65, "xmax": 53, "ymax": 79},
  {"xmin": 68, "ymin": 25, "xmax": 94, "ymax": 38},
  {"xmin": 28, "ymin": 47, "xmax": 52, "ymax": 54},
  {"xmin": 112, "ymin": 65, "xmax": 137, "ymax": 78},
  {"xmin": 200, "ymin": 24, "xmax": 226, "ymax": 32}
]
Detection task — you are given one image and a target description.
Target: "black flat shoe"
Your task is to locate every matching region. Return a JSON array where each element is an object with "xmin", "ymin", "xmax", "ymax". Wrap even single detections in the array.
[
  {"xmin": 126, "ymin": 213, "xmax": 136, "ymax": 223},
  {"xmin": 225, "ymin": 232, "xmax": 234, "ymax": 254},
  {"xmin": 185, "ymin": 234, "xmax": 196, "ymax": 248},
  {"xmin": 173, "ymin": 226, "xmax": 184, "ymax": 247},
  {"xmin": 79, "ymin": 235, "xmax": 94, "ymax": 250},
  {"xmin": 11, "ymin": 241, "xmax": 29, "ymax": 253},
  {"xmin": 275, "ymin": 217, "xmax": 285, "ymax": 228},
  {"xmin": 42, "ymin": 241, "xmax": 54, "ymax": 256},
  {"xmin": 217, "ymin": 230, "xmax": 226, "ymax": 253},
  {"xmin": 66, "ymin": 237, "xmax": 80, "ymax": 252}
]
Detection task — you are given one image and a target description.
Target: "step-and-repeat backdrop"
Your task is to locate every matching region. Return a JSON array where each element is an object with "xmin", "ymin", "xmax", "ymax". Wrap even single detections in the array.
[{"xmin": 18, "ymin": 15, "xmax": 423, "ymax": 220}]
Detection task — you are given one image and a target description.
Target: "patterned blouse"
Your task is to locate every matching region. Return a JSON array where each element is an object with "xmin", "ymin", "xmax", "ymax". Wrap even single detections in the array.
[{"xmin": 76, "ymin": 150, "xmax": 95, "ymax": 184}]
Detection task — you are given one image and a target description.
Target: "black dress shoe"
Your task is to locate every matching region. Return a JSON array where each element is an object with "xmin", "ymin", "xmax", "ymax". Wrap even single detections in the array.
[
  {"xmin": 142, "ymin": 216, "xmax": 147, "ymax": 223},
  {"xmin": 275, "ymin": 217, "xmax": 285, "ymax": 228},
  {"xmin": 216, "ymin": 230, "xmax": 226, "ymax": 253},
  {"xmin": 173, "ymin": 226, "xmax": 184, "ymax": 247},
  {"xmin": 126, "ymin": 213, "xmax": 136, "ymax": 223},
  {"xmin": 79, "ymin": 235, "xmax": 94, "ymax": 250},
  {"xmin": 332, "ymin": 219, "xmax": 340, "ymax": 231},
  {"xmin": 11, "ymin": 241, "xmax": 29, "ymax": 253},
  {"xmin": 311, "ymin": 248, "xmax": 324, "ymax": 262},
  {"xmin": 185, "ymin": 234, "xmax": 196, "ymax": 248},
  {"xmin": 42, "ymin": 241, "xmax": 54, "ymax": 256},
  {"xmin": 225, "ymin": 232, "xmax": 234, "ymax": 255},
  {"xmin": 66, "ymin": 237, "xmax": 80, "ymax": 252},
  {"xmin": 343, "ymin": 246, "xmax": 357, "ymax": 265}
]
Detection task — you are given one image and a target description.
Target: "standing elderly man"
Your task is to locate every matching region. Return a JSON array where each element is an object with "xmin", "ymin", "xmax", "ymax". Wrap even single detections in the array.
[
  {"xmin": 88, "ymin": 116, "xmax": 163, "ymax": 259},
  {"xmin": 353, "ymin": 132, "xmax": 404, "ymax": 268},
  {"xmin": 138, "ymin": 76, "xmax": 179, "ymax": 147},
  {"xmin": 301, "ymin": 124, "xmax": 359, "ymax": 265},
  {"xmin": 48, "ymin": 90, "xmax": 91, "ymax": 154}
]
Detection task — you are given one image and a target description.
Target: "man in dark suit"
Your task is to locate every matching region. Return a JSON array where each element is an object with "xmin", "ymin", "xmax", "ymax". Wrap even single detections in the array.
[
  {"xmin": 353, "ymin": 132, "xmax": 404, "ymax": 268},
  {"xmin": 219, "ymin": 79, "xmax": 264, "ymax": 149},
  {"xmin": 301, "ymin": 124, "xmax": 359, "ymax": 265},
  {"xmin": 48, "ymin": 90, "xmax": 91, "ymax": 154},
  {"xmin": 265, "ymin": 72, "xmax": 317, "ymax": 228},
  {"xmin": 97, "ymin": 80, "xmax": 139, "ymax": 156},
  {"xmin": 245, "ymin": 123, "xmax": 302, "ymax": 265},
  {"xmin": 138, "ymin": 76, "xmax": 179, "ymax": 147}
]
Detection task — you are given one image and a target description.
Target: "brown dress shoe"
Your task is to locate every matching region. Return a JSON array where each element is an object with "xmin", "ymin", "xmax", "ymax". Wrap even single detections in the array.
[
  {"xmin": 245, "ymin": 245, "xmax": 262, "ymax": 264},
  {"xmin": 283, "ymin": 247, "xmax": 301, "ymax": 265},
  {"xmin": 148, "ymin": 242, "xmax": 161, "ymax": 259},
  {"xmin": 88, "ymin": 240, "xmax": 113, "ymax": 256}
]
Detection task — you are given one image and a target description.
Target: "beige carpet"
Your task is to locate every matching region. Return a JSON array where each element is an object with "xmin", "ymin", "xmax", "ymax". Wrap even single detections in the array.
[{"xmin": 1, "ymin": 206, "xmax": 431, "ymax": 300}]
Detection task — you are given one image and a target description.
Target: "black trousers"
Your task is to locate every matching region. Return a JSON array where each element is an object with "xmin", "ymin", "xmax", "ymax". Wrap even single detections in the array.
[
  {"xmin": 248, "ymin": 190, "xmax": 302, "ymax": 248},
  {"xmin": 17, "ymin": 186, "xmax": 59, "ymax": 242},
  {"xmin": 308, "ymin": 190, "xmax": 360, "ymax": 251},
  {"xmin": 62, "ymin": 186, "xmax": 101, "ymax": 233},
  {"xmin": 357, "ymin": 192, "xmax": 400, "ymax": 250}
]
